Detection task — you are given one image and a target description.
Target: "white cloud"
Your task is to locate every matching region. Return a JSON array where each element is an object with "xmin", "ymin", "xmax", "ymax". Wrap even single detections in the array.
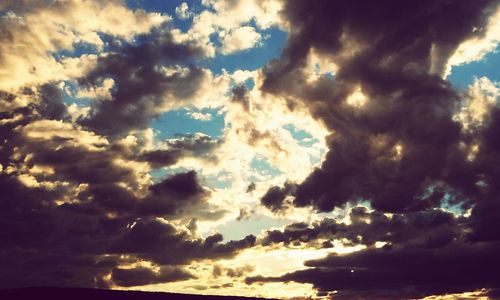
[
  {"xmin": 21, "ymin": 119, "xmax": 109, "ymax": 150},
  {"xmin": 172, "ymin": 69, "xmax": 329, "ymax": 232},
  {"xmin": 175, "ymin": 2, "xmax": 193, "ymax": 20},
  {"xmin": 232, "ymin": 69, "xmax": 257, "ymax": 83},
  {"xmin": 0, "ymin": 0, "xmax": 168, "ymax": 91},
  {"xmin": 446, "ymin": 6, "xmax": 500, "ymax": 77},
  {"xmin": 187, "ymin": 111, "xmax": 213, "ymax": 121},
  {"xmin": 177, "ymin": 0, "xmax": 284, "ymax": 57},
  {"xmin": 305, "ymin": 48, "xmax": 338, "ymax": 82},
  {"xmin": 206, "ymin": 0, "xmax": 284, "ymax": 30},
  {"xmin": 76, "ymin": 78, "xmax": 115, "ymax": 100},
  {"xmin": 220, "ymin": 26, "xmax": 262, "ymax": 54},
  {"xmin": 454, "ymin": 76, "xmax": 500, "ymax": 131},
  {"xmin": 175, "ymin": 69, "xmax": 232, "ymax": 110}
]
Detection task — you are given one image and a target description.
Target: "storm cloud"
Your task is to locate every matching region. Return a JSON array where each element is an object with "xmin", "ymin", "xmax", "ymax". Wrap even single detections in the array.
[
  {"xmin": 250, "ymin": 206, "xmax": 500, "ymax": 298},
  {"xmin": 0, "ymin": 166, "xmax": 255, "ymax": 289},
  {"xmin": 140, "ymin": 133, "xmax": 222, "ymax": 167},
  {"xmin": 0, "ymin": 2, "xmax": 251, "ymax": 290},
  {"xmin": 78, "ymin": 27, "xmax": 207, "ymax": 138},
  {"xmin": 1, "ymin": 0, "xmax": 500, "ymax": 298},
  {"xmin": 261, "ymin": 0, "xmax": 500, "ymax": 213},
  {"xmin": 252, "ymin": 0, "xmax": 500, "ymax": 297},
  {"xmin": 248, "ymin": 241, "xmax": 500, "ymax": 299}
]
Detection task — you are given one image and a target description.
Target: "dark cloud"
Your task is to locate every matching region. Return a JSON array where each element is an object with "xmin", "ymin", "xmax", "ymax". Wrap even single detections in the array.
[
  {"xmin": 2, "ymin": 0, "xmax": 500, "ymax": 297},
  {"xmin": 72, "ymin": 172, "xmax": 210, "ymax": 218},
  {"xmin": 2, "ymin": 107, "xmax": 218, "ymax": 218},
  {"xmin": 211, "ymin": 282, "xmax": 235, "ymax": 289},
  {"xmin": 253, "ymin": 204, "xmax": 499, "ymax": 297},
  {"xmin": 251, "ymin": 208, "xmax": 499, "ymax": 298},
  {"xmin": 225, "ymin": 265, "xmax": 255, "ymax": 278},
  {"xmin": 109, "ymin": 219, "xmax": 256, "ymax": 265},
  {"xmin": 236, "ymin": 207, "xmax": 253, "ymax": 221},
  {"xmin": 164, "ymin": 134, "xmax": 221, "ymax": 156},
  {"xmin": 78, "ymin": 26, "xmax": 207, "ymax": 138},
  {"xmin": 248, "ymin": 241, "xmax": 500, "ymax": 299},
  {"xmin": 0, "ymin": 177, "xmax": 125, "ymax": 288},
  {"xmin": 138, "ymin": 134, "xmax": 222, "ymax": 168},
  {"xmin": 253, "ymin": 0, "xmax": 500, "ymax": 297},
  {"xmin": 38, "ymin": 84, "xmax": 67, "ymax": 120},
  {"xmin": 246, "ymin": 182, "xmax": 256, "ymax": 193},
  {"xmin": 140, "ymin": 171, "xmax": 209, "ymax": 216},
  {"xmin": 260, "ymin": 0, "xmax": 499, "ymax": 214},
  {"xmin": 211, "ymin": 264, "xmax": 254, "ymax": 279},
  {"xmin": 0, "ymin": 176, "xmax": 254, "ymax": 288},
  {"xmin": 261, "ymin": 207, "xmax": 462, "ymax": 249},
  {"xmin": 0, "ymin": 84, "xmax": 66, "ymax": 136},
  {"xmin": 111, "ymin": 266, "xmax": 195, "ymax": 287},
  {"xmin": 23, "ymin": 142, "xmax": 135, "ymax": 185},
  {"xmin": 138, "ymin": 149, "xmax": 182, "ymax": 168},
  {"xmin": 260, "ymin": 181, "xmax": 296, "ymax": 212},
  {"xmin": 246, "ymin": 128, "xmax": 288, "ymax": 155},
  {"xmin": 0, "ymin": 90, "xmax": 17, "ymax": 111},
  {"xmin": 150, "ymin": 171, "xmax": 204, "ymax": 200},
  {"xmin": 0, "ymin": 249, "xmax": 116, "ymax": 289},
  {"xmin": 232, "ymin": 85, "xmax": 250, "ymax": 111},
  {"xmin": 0, "ymin": 86, "xmax": 249, "ymax": 290},
  {"xmin": 212, "ymin": 265, "xmax": 223, "ymax": 278}
]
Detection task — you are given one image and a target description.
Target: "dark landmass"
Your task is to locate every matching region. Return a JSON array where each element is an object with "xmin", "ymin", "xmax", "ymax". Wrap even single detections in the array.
[{"xmin": 0, "ymin": 287, "xmax": 276, "ymax": 300}]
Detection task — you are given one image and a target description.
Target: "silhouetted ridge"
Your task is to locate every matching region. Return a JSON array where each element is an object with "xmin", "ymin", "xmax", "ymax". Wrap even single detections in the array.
[{"xmin": 0, "ymin": 287, "xmax": 276, "ymax": 300}]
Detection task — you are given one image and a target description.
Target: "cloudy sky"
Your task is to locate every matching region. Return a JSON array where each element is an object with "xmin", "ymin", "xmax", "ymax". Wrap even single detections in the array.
[{"xmin": 1, "ymin": 0, "xmax": 500, "ymax": 299}]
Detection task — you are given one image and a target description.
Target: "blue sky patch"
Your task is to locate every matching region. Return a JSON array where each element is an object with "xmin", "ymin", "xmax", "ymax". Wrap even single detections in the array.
[
  {"xmin": 199, "ymin": 27, "xmax": 287, "ymax": 74},
  {"xmin": 448, "ymin": 46, "xmax": 500, "ymax": 89},
  {"xmin": 152, "ymin": 107, "xmax": 225, "ymax": 139}
]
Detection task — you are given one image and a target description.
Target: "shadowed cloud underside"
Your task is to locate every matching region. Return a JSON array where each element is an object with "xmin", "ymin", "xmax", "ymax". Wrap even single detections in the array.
[{"xmin": 1, "ymin": 0, "xmax": 500, "ymax": 299}]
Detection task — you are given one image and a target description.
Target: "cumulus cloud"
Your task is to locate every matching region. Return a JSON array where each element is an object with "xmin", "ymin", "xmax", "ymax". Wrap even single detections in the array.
[
  {"xmin": 249, "ymin": 0, "xmax": 500, "ymax": 297},
  {"xmin": 454, "ymin": 77, "xmax": 500, "ymax": 131},
  {"xmin": 0, "ymin": 0, "xmax": 167, "ymax": 91},
  {"xmin": 177, "ymin": 0, "xmax": 283, "ymax": 56},
  {"xmin": 260, "ymin": 0, "xmax": 500, "ymax": 214},
  {"xmin": 111, "ymin": 266, "xmax": 195, "ymax": 287},
  {"xmin": 260, "ymin": 206, "xmax": 462, "ymax": 249},
  {"xmin": 0, "ymin": 1, "xmax": 255, "ymax": 290},
  {"xmin": 220, "ymin": 26, "xmax": 262, "ymax": 54},
  {"xmin": 77, "ymin": 28, "xmax": 209, "ymax": 137},
  {"xmin": 247, "ymin": 205, "xmax": 500, "ymax": 298},
  {"xmin": 0, "ymin": 151, "xmax": 255, "ymax": 288},
  {"xmin": 186, "ymin": 111, "xmax": 213, "ymax": 121},
  {"xmin": 175, "ymin": 2, "xmax": 193, "ymax": 20},
  {"xmin": 2, "ymin": 0, "xmax": 500, "ymax": 297},
  {"xmin": 447, "ymin": 6, "xmax": 500, "ymax": 76},
  {"xmin": 138, "ymin": 133, "xmax": 222, "ymax": 169},
  {"xmin": 248, "ymin": 241, "xmax": 500, "ymax": 298}
]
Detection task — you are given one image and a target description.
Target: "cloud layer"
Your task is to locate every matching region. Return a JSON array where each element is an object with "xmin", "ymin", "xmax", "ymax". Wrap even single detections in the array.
[
  {"xmin": 1, "ymin": 0, "xmax": 500, "ymax": 298},
  {"xmin": 250, "ymin": 0, "xmax": 500, "ymax": 297},
  {"xmin": 0, "ymin": 0, "xmax": 255, "ymax": 291}
]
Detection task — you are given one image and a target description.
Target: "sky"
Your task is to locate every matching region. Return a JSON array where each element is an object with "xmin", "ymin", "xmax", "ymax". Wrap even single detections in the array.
[{"xmin": 1, "ymin": 0, "xmax": 500, "ymax": 299}]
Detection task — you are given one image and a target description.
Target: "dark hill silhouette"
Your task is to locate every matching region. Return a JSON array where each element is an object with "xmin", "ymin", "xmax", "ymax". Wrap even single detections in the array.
[{"xmin": 0, "ymin": 287, "xmax": 277, "ymax": 300}]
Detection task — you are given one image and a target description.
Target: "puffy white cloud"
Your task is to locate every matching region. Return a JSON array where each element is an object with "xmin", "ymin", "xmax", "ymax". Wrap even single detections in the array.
[
  {"xmin": 175, "ymin": 2, "xmax": 193, "ymax": 20},
  {"xmin": 76, "ymin": 78, "xmax": 115, "ymax": 100},
  {"xmin": 204, "ymin": 0, "xmax": 284, "ymax": 30},
  {"xmin": 454, "ymin": 76, "xmax": 500, "ymax": 131},
  {"xmin": 304, "ymin": 48, "xmax": 338, "ymax": 82},
  {"xmin": 220, "ymin": 26, "xmax": 262, "ymax": 54},
  {"xmin": 446, "ymin": 6, "xmax": 500, "ymax": 77},
  {"xmin": 176, "ymin": 0, "xmax": 284, "ymax": 57},
  {"xmin": 0, "ymin": 0, "xmax": 168, "ymax": 91},
  {"xmin": 21, "ymin": 119, "xmax": 109, "ymax": 151},
  {"xmin": 187, "ymin": 111, "xmax": 213, "ymax": 121}
]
